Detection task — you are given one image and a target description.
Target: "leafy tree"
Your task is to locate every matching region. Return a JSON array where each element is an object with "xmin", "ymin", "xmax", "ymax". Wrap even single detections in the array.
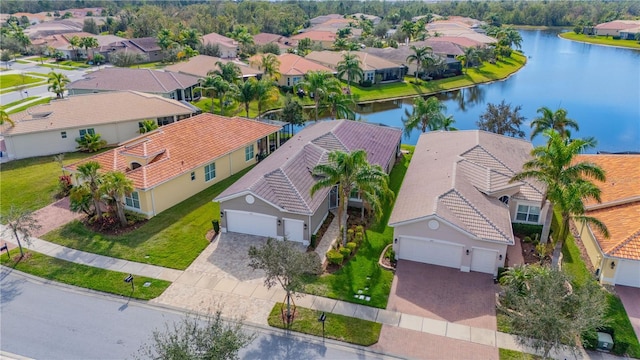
[
  {"xmin": 8, "ymin": 23, "xmax": 30, "ymax": 53},
  {"xmin": 498, "ymin": 265, "xmax": 607, "ymax": 359},
  {"xmin": 248, "ymin": 238, "xmax": 321, "ymax": 325},
  {"xmin": 213, "ymin": 61, "xmax": 242, "ymax": 84},
  {"xmin": 47, "ymin": 71, "xmax": 70, "ymax": 99},
  {"xmin": 311, "ymin": 150, "xmax": 393, "ymax": 246},
  {"xmin": 0, "ymin": 109, "xmax": 15, "ymax": 127},
  {"xmin": 336, "ymin": 52, "xmax": 363, "ymax": 91},
  {"xmin": 477, "ymin": 100, "xmax": 526, "ymax": 138},
  {"xmin": 100, "ymin": 171, "xmax": 134, "ymax": 227},
  {"xmin": 234, "ymin": 78, "xmax": 257, "ymax": 118},
  {"xmin": 254, "ymin": 77, "xmax": 279, "ymax": 120},
  {"xmin": 0, "ymin": 206, "xmax": 41, "ymax": 258},
  {"xmin": 75, "ymin": 161, "xmax": 104, "ymax": 220},
  {"xmin": 76, "ymin": 133, "xmax": 107, "ymax": 153},
  {"xmin": 326, "ymin": 92, "xmax": 355, "ymax": 120},
  {"xmin": 402, "ymin": 96, "xmax": 446, "ymax": 137},
  {"xmin": 259, "ymin": 42, "xmax": 280, "ymax": 55},
  {"xmin": 93, "ymin": 53, "xmax": 105, "ymax": 65},
  {"xmin": 136, "ymin": 311, "xmax": 255, "ymax": 360},
  {"xmin": 197, "ymin": 42, "xmax": 221, "ymax": 57},
  {"xmin": 406, "ymin": 45, "xmax": 433, "ymax": 80},
  {"xmin": 139, "ymin": 119, "xmax": 158, "ymax": 134},
  {"xmin": 250, "ymin": 53, "xmax": 281, "ymax": 80},
  {"xmin": 296, "ymin": 71, "xmax": 341, "ymax": 121},
  {"xmin": 530, "ymin": 106, "xmax": 579, "ymax": 140},
  {"xmin": 280, "ymin": 94, "xmax": 305, "ymax": 126},
  {"xmin": 110, "ymin": 51, "xmax": 146, "ymax": 67},
  {"xmin": 82, "ymin": 18, "xmax": 99, "ymax": 34}
]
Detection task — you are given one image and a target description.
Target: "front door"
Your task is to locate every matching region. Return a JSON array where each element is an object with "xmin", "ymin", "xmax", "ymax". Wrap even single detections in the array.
[{"xmin": 329, "ymin": 185, "xmax": 339, "ymax": 209}]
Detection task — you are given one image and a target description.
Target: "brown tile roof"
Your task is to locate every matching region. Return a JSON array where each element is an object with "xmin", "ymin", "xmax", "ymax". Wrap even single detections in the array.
[
  {"xmin": 65, "ymin": 114, "xmax": 281, "ymax": 190},
  {"xmin": 291, "ymin": 30, "xmax": 336, "ymax": 43},
  {"xmin": 389, "ymin": 130, "xmax": 546, "ymax": 244},
  {"xmin": 429, "ymin": 36, "xmax": 484, "ymax": 49},
  {"xmin": 574, "ymin": 154, "xmax": 640, "ymax": 261},
  {"xmin": 305, "ymin": 51, "xmax": 403, "ymax": 72},
  {"xmin": 216, "ymin": 120, "xmax": 402, "ymax": 215},
  {"xmin": 202, "ymin": 32, "xmax": 237, "ymax": 47},
  {"xmin": 1, "ymin": 91, "xmax": 196, "ymax": 136},
  {"xmin": 129, "ymin": 37, "xmax": 161, "ymax": 52},
  {"xmin": 595, "ymin": 20, "xmax": 640, "ymax": 31},
  {"xmin": 68, "ymin": 68, "xmax": 199, "ymax": 94},
  {"xmin": 276, "ymin": 53, "xmax": 335, "ymax": 76},
  {"xmin": 412, "ymin": 39, "xmax": 466, "ymax": 56},
  {"xmin": 164, "ymin": 55, "xmax": 262, "ymax": 78}
]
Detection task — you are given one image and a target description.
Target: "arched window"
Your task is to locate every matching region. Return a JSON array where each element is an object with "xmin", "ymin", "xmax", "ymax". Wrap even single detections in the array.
[
  {"xmin": 499, "ymin": 195, "xmax": 509, "ymax": 205},
  {"xmin": 131, "ymin": 162, "xmax": 142, "ymax": 170}
]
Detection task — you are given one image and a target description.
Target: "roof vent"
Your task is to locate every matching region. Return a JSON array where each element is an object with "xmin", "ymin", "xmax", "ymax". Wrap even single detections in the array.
[{"xmin": 29, "ymin": 112, "xmax": 53, "ymax": 119}]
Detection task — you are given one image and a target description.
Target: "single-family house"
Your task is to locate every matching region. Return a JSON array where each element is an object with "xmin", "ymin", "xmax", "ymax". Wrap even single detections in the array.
[
  {"xmin": 362, "ymin": 45, "xmax": 462, "ymax": 79},
  {"xmin": 0, "ymin": 91, "xmax": 197, "ymax": 160},
  {"xmin": 291, "ymin": 31, "xmax": 337, "ymax": 50},
  {"xmin": 201, "ymin": 32, "xmax": 239, "ymax": 59},
  {"xmin": 595, "ymin": 20, "xmax": 640, "ymax": 37},
  {"xmin": 620, "ymin": 26, "xmax": 640, "ymax": 40},
  {"xmin": 99, "ymin": 37, "xmax": 163, "ymax": 63},
  {"xmin": 215, "ymin": 120, "xmax": 402, "ymax": 245},
  {"xmin": 428, "ymin": 36, "xmax": 487, "ymax": 49},
  {"xmin": 67, "ymin": 68, "xmax": 200, "ymax": 101},
  {"xmin": 164, "ymin": 55, "xmax": 263, "ymax": 80},
  {"xmin": 309, "ymin": 14, "xmax": 344, "ymax": 27},
  {"xmin": 350, "ymin": 13, "xmax": 381, "ymax": 25},
  {"xmin": 573, "ymin": 154, "xmax": 640, "ymax": 288},
  {"xmin": 65, "ymin": 114, "xmax": 282, "ymax": 218},
  {"xmin": 305, "ymin": 50, "xmax": 407, "ymax": 84},
  {"xmin": 32, "ymin": 32, "xmax": 125, "ymax": 60},
  {"xmin": 274, "ymin": 53, "xmax": 335, "ymax": 88},
  {"xmin": 253, "ymin": 33, "xmax": 297, "ymax": 51},
  {"xmin": 389, "ymin": 130, "xmax": 550, "ymax": 275},
  {"xmin": 25, "ymin": 19, "xmax": 83, "ymax": 38}
]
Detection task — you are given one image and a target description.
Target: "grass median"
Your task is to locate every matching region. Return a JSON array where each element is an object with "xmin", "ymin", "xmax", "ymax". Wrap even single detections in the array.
[
  {"xmin": 267, "ymin": 302, "xmax": 381, "ymax": 346},
  {"xmin": 0, "ymin": 250, "xmax": 170, "ymax": 300},
  {"xmin": 0, "ymin": 74, "xmax": 43, "ymax": 90}
]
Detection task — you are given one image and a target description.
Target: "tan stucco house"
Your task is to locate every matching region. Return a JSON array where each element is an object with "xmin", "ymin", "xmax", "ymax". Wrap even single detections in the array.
[
  {"xmin": 0, "ymin": 91, "xmax": 197, "ymax": 160},
  {"xmin": 574, "ymin": 154, "xmax": 640, "ymax": 288},
  {"xmin": 305, "ymin": 50, "xmax": 407, "ymax": 84},
  {"xmin": 274, "ymin": 53, "xmax": 335, "ymax": 87},
  {"xmin": 164, "ymin": 55, "xmax": 263, "ymax": 80},
  {"xmin": 215, "ymin": 120, "xmax": 402, "ymax": 245},
  {"xmin": 389, "ymin": 131, "xmax": 550, "ymax": 275},
  {"xmin": 65, "ymin": 114, "xmax": 282, "ymax": 218},
  {"xmin": 201, "ymin": 32, "xmax": 239, "ymax": 59}
]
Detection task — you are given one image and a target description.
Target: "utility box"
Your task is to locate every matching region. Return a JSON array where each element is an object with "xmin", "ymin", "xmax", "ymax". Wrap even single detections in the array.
[{"xmin": 596, "ymin": 332, "xmax": 614, "ymax": 351}]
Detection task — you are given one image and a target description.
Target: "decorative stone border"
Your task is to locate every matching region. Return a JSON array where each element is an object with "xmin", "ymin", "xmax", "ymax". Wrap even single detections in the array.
[{"xmin": 379, "ymin": 243, "xmax": 396, "ymax": 271}]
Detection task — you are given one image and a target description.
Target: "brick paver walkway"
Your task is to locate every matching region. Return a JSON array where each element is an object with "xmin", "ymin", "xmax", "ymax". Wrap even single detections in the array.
[{"xmin": 30, "ymin": 197, "xmax": 84, "ymax": 237}]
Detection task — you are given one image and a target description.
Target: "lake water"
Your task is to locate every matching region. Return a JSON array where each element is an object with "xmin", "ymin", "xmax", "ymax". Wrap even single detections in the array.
[{"xmin": 353, "ymin": 30, "xmax": 640, "ymax": 153}]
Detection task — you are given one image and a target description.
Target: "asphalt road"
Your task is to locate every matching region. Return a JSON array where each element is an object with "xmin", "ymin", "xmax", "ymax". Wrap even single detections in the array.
[{"xmin": 0, "ymin": 268, "xmax": 395, "ymax": 360}]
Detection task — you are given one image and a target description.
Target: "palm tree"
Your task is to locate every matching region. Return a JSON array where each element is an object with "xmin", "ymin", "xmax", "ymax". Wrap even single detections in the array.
[
  {"xmin": 75, "ymin": 133, "xmax": 107, "ymax": 152},
  {"xmin": 76, "ymin": 161, "xmax": 104, "ymax": 220},
  {"xmin": 68, "ymin": 35, "xmax": 82, "ymax": 60},
  {"xmin": 336, "ymin": 52, "xmax": 363, "ymax": 91},
  {"xmin": 406, "ymin": 45, "xmax": 433, "ymax": 80},
  {"xmin": 139, "ymin": 119, "xmax": 158, "ymax": 134},
  {"xmin": 179, "ymin": 28, "xmax": 201, "ymax": 49},
  {"xmin": 156, "ymin": 28, "xmax": 175, "ymax": 51},
  {"xmin": 530, "ymin": 107, "xmax": 580, "ymax": 140},
  {"xmin": 213, "ymin": 61, "xmax": 242, "ymax": 84},
  {"xmin": 0, "ymin": 109, "xmax": 15, "ymax": 127},
  {"xmin": 250, "ymin": 53, "xmax": 281, "ymax": 80},
  {"xmin": 198, "ymin": 75, "xmax": 234, "ymax": 115},
  {"xmin": 433, "ymin": 114, "xmax": 457, "ymax": 131},
  {"xmin": 461, "ymin": 46, "xmax": 480, "ymax": 71},
  {"xmin": 297, "ymin": 71, "xmax": 341, "ymax": 121},
  {"xmin": 80, "ymin": 36, "xmax": 99, "ymax": 59},
  {"xmin": 333, "ymin": 38, "xmax": 349, "ymax": 51},
  {"xmin": 402, "ymin": 96, "xmax": 446, "ymax": 137},
  {"xmin": 400, "ymin": 20, "xmax": 416, "ymax": 41},
  {"xmin": 100, "ymin": 171, "xmax": 134, "ymax": 227},
  {"xmin": 234, "ymin": 78, "xmax": 257, "ymax": 118},
  {"xmin": 326, "ymin": 92, "xmax": 356, "ymax": 120},
  {"xmin": 511, "ymin": 130, "xmax": 607, "ymax": 246},
  {"xmin": 254, "ymin": 77, "xmax": 279, "ymax": 120},
  {"xmin": 310, "ymin": 149, "xmax": 393, "ymax": 246},
  {"xmin": 47, "ymin": 71, "xmax": 70, "ymax": 99}
]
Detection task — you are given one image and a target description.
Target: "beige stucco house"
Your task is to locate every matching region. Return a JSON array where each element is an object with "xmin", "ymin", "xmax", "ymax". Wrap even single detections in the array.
[
  {"xmin": 0, "ymin": 91, "xmax": 197, "ymax": 160},
  {"xmin": 274, "ymin": 53, "xmax": 335, "ymax": 87},
  {"xmin": 305, "ymin": 50, "xmax": 407, "ymax": 84},
  {"xmin": 574, "ymin": 154, "xmax": 640, "ymax": 288},
  {"xmin": 65, "ymin": 114, "xmax": 282, "ymax": 218},
  {"xmin": 389, "ymin": 131, "xmax": 550, "ymax": 275}
]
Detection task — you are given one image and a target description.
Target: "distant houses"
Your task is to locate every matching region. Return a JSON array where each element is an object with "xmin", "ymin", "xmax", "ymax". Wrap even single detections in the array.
[
  {"xmin": 594, "ymin": 20, "xmax": 640, "ymax": 39},
  {"xmin": 269, "ymin": 53, "xmax": 335, "ymax": 87},
  {"xmin": 305, "ymin": 50, "xmax": 407, "ymax": 84},
  {"xmin": 201, "ymin": 32, "xmax": 239, "ymax": 59},
  {"xmin": 98, "ymin": 37, "xmax": 164, "ymax": 63},
  {"xmin": 165, "ymin": 55, "xmax": 263, "ymax": 80}
]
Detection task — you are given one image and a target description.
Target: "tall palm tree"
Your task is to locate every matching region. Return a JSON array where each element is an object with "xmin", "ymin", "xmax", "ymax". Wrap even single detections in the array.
[
  {"xmin": 250, "ymin": 53, "xmax": 281, "ymax": 80},
  {"xmin": 234, "ymin": 78, "xmax": 257, "ymax": 118},
  {"xmin": 213, "ymin": 61, "xmax": 242, "ymax": 84},
  {"xmin": 511, "ymin": 130, "xmax": 607, "ymax": 246},
  {"xmin": 461, "ymin": 46, "xmax": 480, "ymax": 71},
  {"xmin": 68, "ymin": 35, "xmax": 82, "ymax": 60},
  {"xmin": 297, "ymin": 71, "xmax": 341, "ymax": 121},
  {"xmin": 530, "ymin": 106, "xmax": 580, "ymax": 140},
  {"xmin": 198, "ymin": 75, "xmax": 235, "ymax": 115},
  {"xmin": 336, "ymin": 52, "xmax": 363, "ymax": 91},
  {"xmin": 406, "ymin": 45, "xmax": 432, "ymax": 80},
  {"xmin": 254, "ymin": 77, "xmax": 279, "ymax": 120},
  {"xmin": 333, "ymin": 38, "xmax": 349, "ymax": 51},
  {"xmin": 326, "ymin": 92, "xmax": 356, "ymax": 120},
  {"xmin": 76, "ymin": 161, "xmax": 104, "ymax": 220},
  {"xmin": 432, "ymin": 114, "xmax": 457, "ymax": 131},
  {"xmin": 80, "ymin": 36, "xmax": 99, "ymax": 59},
  {"xmin": 0, "ymin": 109, "xmax": 15, "ymax": 127},
  {"xmin": 100, "ymin": 171, "xmax": 134, "ymax": 227},
  {"xmin": 400, "ymin": 20, "xmax": 416, "ymax": 41},
  {"xmin": 310, "ymin": 149, "xmax": 393, "ymax": 246},
  {"xmin": 47, "ymin": 71, "xmax": 70, "ymax": 99},
  {"xmin": 402, "ymin": 96, "xmax": 446, "ymax": 137}
]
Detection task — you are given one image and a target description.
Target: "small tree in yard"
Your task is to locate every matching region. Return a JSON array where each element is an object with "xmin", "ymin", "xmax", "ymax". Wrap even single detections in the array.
[
  {"xmin": 477, "ymin": 100, "xmax": 526, "ymax": 138},
  {"xmin": 0, "ymin": 206, "xmax": 42, "ymax": 258},
  {"xmin": 248, "ymin": 238, "xmax": 321, "ymax": 326},
  {"xmin": 136, "ymin": 311, "xmax": 255, "ymax": 360},
  {"xmin": 498, "ymin": 265, "xmax": 607, "ymax": 359}
]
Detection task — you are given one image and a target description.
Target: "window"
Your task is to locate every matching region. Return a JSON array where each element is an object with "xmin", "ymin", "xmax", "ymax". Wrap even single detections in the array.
[
  {"xmin": 516, "ymin": 204, "xmax": 540, "ymax": 223},
  {"xmin": 499, "ymin": 195, "xmax": 509, "ymax": 205},
  {"xmin": 366, "ymin": 72, "xmax": 375, "ymax": 82},
  {"xmin": 79, "ymin": 128, "xmax": 95, "ymax": 137},
  {"xmin": 61, "ymin": 131, "xmax": 67, "ymax": 139},
  {"xmin": 157, "ymin": 116, "xmax": 174, "ymax": 126},
  {"xmin": 245, "ymin": 144, "xmax": 254, "ymax": 161},
  {"xmin": 190, "ymin": 172, "xmax": 196, "ymax": 181},
  {"xmin": 204, "ymin": 162, "xmax": 216, "ymax": 181},
  {"xmin": 125, "ymin": 191, "xmax": 140, "ymax": 209},
  {"xmin": 131, "ymin": 162, "xmax": 142, "ymax": 170},
  {"xmin": 349, "ymin": 188, "xmax": 361, "ymax": 200}
]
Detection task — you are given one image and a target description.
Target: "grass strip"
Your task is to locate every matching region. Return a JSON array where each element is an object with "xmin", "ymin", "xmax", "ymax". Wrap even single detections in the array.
[
  {"xmin": 7, "ymin": 97, "xmax": 51, "ymax": 114},
  {"xmin": 499, "ymin": 348, "xmax": 542, "ymax": 360},
  {"xmin": 0, "ymin": 250, "xmax": 170, "ymax": 300},
  {"xmin": 0, "ymin": 96, "xmax": 38, "ymax": 110},
  {"xmin": 559, "ymin": 32, "xmax": 640, "ymax": 50},
  {"xmin": 0, "ymin": 74, "xmax": 43, "ymax": 89},
  {"xmin": 267, "ymin": 302, "xmax": 381, "ymax": 346}
]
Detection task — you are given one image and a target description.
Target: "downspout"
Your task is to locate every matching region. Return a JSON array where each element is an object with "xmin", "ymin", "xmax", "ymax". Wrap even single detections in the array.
[
  {"xmin": 308, "ymin": 214, "xmax": 312, "ymax": 243},
  {"xmin": 229, "ymin": 152, "xmax": 233, "ymax": 175},
  {"xmin": 150, "ymin": 188, "xmax": 157, "ymax": 216}
]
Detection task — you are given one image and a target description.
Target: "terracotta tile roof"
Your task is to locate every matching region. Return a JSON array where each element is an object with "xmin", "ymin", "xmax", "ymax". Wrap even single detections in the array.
[
  {"xmin": 65, "ymin": 114, "xmax": 281, "ymax": 190},
  {"xmin": 389, "ymin": 130, "xmax": 546, "ymax": 244},
  {"xmin": 202, "ymin": 32, "xmax": 237, "ymax": 47},
  {"xmin": 305, "ymin": 51, "xmax": 403, "ymax": 72},
  {"xmin": 1, "ymin": 91, "xmax": 195, "ymax": 136},
  {"xmin": 68, "ymin": 68, "xmax": 199, "ymax": 94},
  {"xmin": 216, "ymin": 120, "xmax": 402, "ymax": 215},
  {"xmin": 291, "ymin": 30, "xmax": 336, "ymax": 43},
  {"xmin": 165, "ymin": 55, "xmax": 262, "ymax": 78},
  {"xmin": 276, "ymin": 53, "xmax": 335, "ymax": 76},
  {"xmin": 574, "ymin": 154, "xmax": 640, "ymax": 261}
]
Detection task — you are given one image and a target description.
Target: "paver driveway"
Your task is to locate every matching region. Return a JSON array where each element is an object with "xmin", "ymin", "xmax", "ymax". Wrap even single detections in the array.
[
  {"xmin": 387, "ymin": 260, "xmax": 498, "ymax": 331},
  {"xmin": 616, "ymin": 286, "xmax": 640, "ymax": 342}
]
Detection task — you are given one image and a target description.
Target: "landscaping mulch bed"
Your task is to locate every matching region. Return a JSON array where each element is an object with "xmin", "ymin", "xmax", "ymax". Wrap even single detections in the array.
[
  {"xmin": 520, "ymin": 241, "xmax": 552, "ymax": 266},
  {"xmin": 84, "ymin": 216, "xmax": 147, "ymax": 236}
]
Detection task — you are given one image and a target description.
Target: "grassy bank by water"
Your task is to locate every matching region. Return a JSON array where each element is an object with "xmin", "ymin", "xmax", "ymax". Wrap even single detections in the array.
[{"xmin": 559, "ymin": 32, "xmax": 640, "ymax": 50}]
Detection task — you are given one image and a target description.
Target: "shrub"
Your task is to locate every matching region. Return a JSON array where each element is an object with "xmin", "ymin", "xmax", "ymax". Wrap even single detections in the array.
[
  {"xmin": 346, "ymin": 242, "xmax": 357, "ymax": 252},
  {"xmin": 56, "ymin": 175, "xmax": 73, "ymax": 197},
  {"xmin": 355, "ymin": 225, "xmax": 364, "ymax": 233},
  {"xmin": 327, "ymin": 249, "xmax": 343, "ymax": 265},
  {"xmin": 125, "ymin": 210, "xmax": 147, "ymax": 225},
  {"xmin": 523, "ymin": 236, "xmax": 532, "ymax": 243},
  {"xmin": 347, "ymin": 229, "xmax": 355, "ymax": 242},
  {"xmin": 212, "ymin": 219, "xmax": 220, "ymax": 233},
  {"xmin": 360, "ymin": 80, "xmax": 372, "ymax": 87},
  {"xmin": 340, "ymin": 247, "xmax": 351, "ymax": 258},
  {"xmin": 354, "ymin": 231, "xmax": 364, "ymax": 245},
  {"xmin": 310, "ymin": 234, "xmax": 318, "ymax": 249},
  {"xmin": 512, "ymin": 223, "xmax": 543, "ymax": 239}
]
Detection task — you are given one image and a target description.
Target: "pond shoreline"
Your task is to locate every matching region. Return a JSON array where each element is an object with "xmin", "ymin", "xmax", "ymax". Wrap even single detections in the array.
[{"xmin": 558, "ymin": 33, "xmax": 640, "ymax": 51}]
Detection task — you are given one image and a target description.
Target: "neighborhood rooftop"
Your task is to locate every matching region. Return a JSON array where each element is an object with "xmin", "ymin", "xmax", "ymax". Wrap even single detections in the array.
[
  {"xmin": 276, "ymin": 53, "xmax": 335, "ymax": 76},
  {"xmin": 165, "ymin": 55, "xmax": 263, "ymax": 78},
  {"xmin": 67, "ymin": 68, "xmax": 199, "ymax": 94},
  {"xmin": 305, "ymin": 50, "xmax": 403, "ymax": 72}
]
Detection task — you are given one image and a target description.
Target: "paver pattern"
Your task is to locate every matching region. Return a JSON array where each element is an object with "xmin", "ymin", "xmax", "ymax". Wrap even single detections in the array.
[
  {"xmin": 616, "ymin": 286, "xmax": 640, "ymax": 342},
  {"xmin": 30, "ymin": 197, "xmax": 83, "ymax": 237}
]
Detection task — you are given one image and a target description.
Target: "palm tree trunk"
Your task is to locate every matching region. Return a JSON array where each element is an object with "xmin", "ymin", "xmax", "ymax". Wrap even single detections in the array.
[
  {"xmin": 93, "ymin": 197, "xmax": 103, "ymax": 219},
  {"xmin": 245, "ymin": 103, "xmax": 250, "ymax": 118},
  {"xmin": 315, "ymin": 98, "xmax": 320, "ymax": 121},
  {"xmin": 116, "ymin": 201, "xmax": 127, "ymax": 227},
  {"xmin": 341, "ymin": 190, "xmax": 349, "ymax": 247},
  {"xmin": 219, "ymin": 94, "xmax": 224, "ymax": 115}
]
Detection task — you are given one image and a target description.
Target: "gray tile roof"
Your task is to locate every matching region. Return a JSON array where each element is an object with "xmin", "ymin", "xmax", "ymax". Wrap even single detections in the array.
[
  {"xmin": 68, "ymin": 68, "xmax": 199, "ymax": 94},
  {"xmin": 216, "ymin": 120, "xmax": 402, "ymax": 215}
]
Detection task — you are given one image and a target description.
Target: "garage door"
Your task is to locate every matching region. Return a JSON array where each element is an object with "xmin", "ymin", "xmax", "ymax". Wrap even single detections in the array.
[
  {"xmin": 470, "ymin": 248, "xmax": 498, "ymax": 274},
  {"xmin": 284, "ymin": 218, "xmax": 304, "ymax": 243},
  {"xmin": 398, "ymin": 237, "xmax": 463, "ymax": 269},
  {"xmin": 616, "ymin": 260, "xmax": 640, "ymax": 287},
  {"xmin": 226, "ymin": 210, "xmax": 277, "ymax": 238}
]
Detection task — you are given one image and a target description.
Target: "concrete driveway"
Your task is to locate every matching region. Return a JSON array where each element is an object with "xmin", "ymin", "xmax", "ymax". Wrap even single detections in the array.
[
  {"xmin": 616, "ymin": 286, "xmax": 640, "ymax": 342},
  {"xmin": 387, "ymin": 261, "xmax": 498, "ymax": 331}
]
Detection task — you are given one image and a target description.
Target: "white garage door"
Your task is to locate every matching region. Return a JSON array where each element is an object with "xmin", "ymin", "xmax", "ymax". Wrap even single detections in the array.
[
  {"xmin": 616, "ymin": 260, "xmax": 640, "ymax": 287},
  {"xmin": 284, "ymin": 218, "xmax": 305, "ymax": 243},
  {"xmin": 398, "ymin": 237, "xmax": 463, "ymax": 269},
  {"xmin": 226, "ymin": 210, "xmax": 277, "ymax": 238},
  {"xmin": 470, "ymin": 247, "xmax": 498, "ymax": 274}
]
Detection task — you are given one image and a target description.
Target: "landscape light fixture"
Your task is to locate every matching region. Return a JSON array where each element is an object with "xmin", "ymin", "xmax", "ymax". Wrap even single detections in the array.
[
  {"xmin": 277, "ymin": 219, "xmax": 282, "ymax": 226},
  {"xmin": 466, "ymin": 249, "xmax": 470, "ymax": 255},
  {"xmin": 220, "ymin": 211, "xmax": 224, "ymax": 218},
  {"xmin": 499, "ymin": 254, "xmax": 503, "ymax": 260},
  {"xmin": 610, "ymin": 261, "xmax": 616, "ymax": 270},
  {"xmin": 304, "ymin": 223, "xmax": 308, "ymax": 230},
  {"xmin": 394, "ymin": 238, "xmax": 398, "ymax": 244}
]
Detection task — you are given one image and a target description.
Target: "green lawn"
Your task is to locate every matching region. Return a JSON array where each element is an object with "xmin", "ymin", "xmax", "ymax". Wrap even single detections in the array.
[
  {"xmin": 0, "ymin": 74, "xmax": 43, "ymax": 89},
  {"xmin": 129, "ymin": 61, "xmax": 167, "ymax": 69},
  {"xmin": 0, "ymin": 250, "xmax": 170, "ymax": 300},
  {"xmin": 0, "ymin": 96, "xmax": 39, "ymax": 110},
  {"xmin": 6, "ymin": 97, "xmax": 51, "ymax": 114},
  {"xmin": 42, "ymin": 167, "xmax": 253, "ymax": 270},
  {"xmin": 36, "ymin": 63, "xmax": 78, "ymax": 71},
  {"xmin": 267, "ymin": 303, "xmax": 381, "ymax": 346},
  {"xmin": 0, "ymin": 151, "xmax": 108, "ymax": 217},
  {"xmin": 499, "ymin": 349, "xmax": 542, "ymax": 360},
  {"xmin": 56, "ymin": 60, "xmax": 91, "ymax": 68},
  {"xmin": 303, "ymin": 145, "xmax": 414, "ymax": 309},
  {"xmin": 559, "ymin": 32, "xmax": 640, "ymax": 50}
]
